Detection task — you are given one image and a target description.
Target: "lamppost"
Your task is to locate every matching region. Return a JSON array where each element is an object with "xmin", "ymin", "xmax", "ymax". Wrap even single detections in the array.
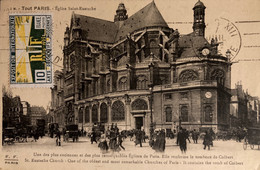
[
  {"xmin": 148, "ymin": 84, "xmax": 154, "ymax": 147},
  {"xmin": 210, "ymin": 112, "xmax": 213, "ymax": 130},
  {"xmin": 179, "ymin": 115, "xmax": 182, "ymax": 130},
  {"xmin": 81, "ymin": 107, "xmax": 84, "ymax": 136}
]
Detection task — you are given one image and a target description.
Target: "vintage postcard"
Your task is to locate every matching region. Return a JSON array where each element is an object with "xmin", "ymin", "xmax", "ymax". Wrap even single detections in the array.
[{"xmin": 0, "ymin": 0, "xmax": 260, "ymax": 170}]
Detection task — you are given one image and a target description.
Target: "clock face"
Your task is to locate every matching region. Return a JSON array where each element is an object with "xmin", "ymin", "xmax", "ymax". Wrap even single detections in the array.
[
  {"xmin": 205, "ymin": 92, "xmax": 212, "ymax": 98},
  {"xmin": 202, "ymin": 48, "xmax": 210, "ymax": 56}
]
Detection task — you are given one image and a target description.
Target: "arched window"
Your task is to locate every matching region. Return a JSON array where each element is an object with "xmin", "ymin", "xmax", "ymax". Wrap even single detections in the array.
[
  {"xmin": 150, "ymin": 39, "xmax": 157, "ymax": 56},
  {"xmin": 211, "ymin": 69, "xmax": 225, "ymax": 85},
  {"xmin": 118, "ymin": 77, "xmax": 127, "ymax": 91},
  {"xmin": 78, "ymin": 107, "xmax": 83, "ymax": 123},
  {"xmin": 131, "ymin": 98, "xmax": 148, "ymax": 110},
  {"xmin": 137, "ymin": 75, "xmax": 148, "ymax": 90},
  {"xmin": 165, "ymin": 106, "xmax": 172, "ymax": 122},
  {"xmin": 205, "ymin": 105, "xmax": 213, "ymax": 122},
  {"xmin": 85, "ymin": 106, "xmax": 90, "ymax": 123},
  {"xmin": 180, "ymin": 105, "xmax": 188, "ymax": 122},
  {"xmin": 179, "ymin": 69, "xmax": 199, "ymax": 82},
  {"xmin": 92, "ymin": 104, "xmax": 98, "ymax": 123},
  {"xmin": 100, "ymin": 103, "xmax": 108, "ymax": 123},
  {"xmin": 111, "ymin": 100, "xmax": 125, "ymax": 121}
]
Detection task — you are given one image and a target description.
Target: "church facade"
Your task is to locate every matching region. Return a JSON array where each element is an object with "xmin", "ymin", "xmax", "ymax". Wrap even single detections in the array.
[{"xmin": 62, "ymin": 1, "xmax": 231, "ymax": 134}]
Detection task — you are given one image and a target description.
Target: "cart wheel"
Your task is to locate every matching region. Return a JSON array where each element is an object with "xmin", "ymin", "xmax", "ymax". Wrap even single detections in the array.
[
  {"xmin": 250, "ymin": 144, "xmax": 254, "ymax": 149},
  {"xmin": 243, "ymin": 142, "xmax": 247, "ymax": 150},
  {"xmin": 18, "ymin": 137, "xmax": 24, "ymax": 143}
]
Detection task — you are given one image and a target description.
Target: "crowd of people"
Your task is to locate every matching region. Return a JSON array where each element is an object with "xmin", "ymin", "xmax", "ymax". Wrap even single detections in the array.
[
  {"xmin": 53, "ymin": 123, "xmax": 231, "ymax": 153},
  {"xmin": 152, "ymin": 129, "xmax": 166, "ymax": 152},
  {"xmin": 95, "ymin": 123, "xmax": 126, "ymax": 153},
  {"xmin": 89, "ymin": 124, "xmax": 215, "ymax": 154}
]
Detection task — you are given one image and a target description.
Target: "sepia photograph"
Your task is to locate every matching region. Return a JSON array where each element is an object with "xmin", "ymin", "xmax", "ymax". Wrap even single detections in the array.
[{"xmin": 0, "ymin": 0, "xmax": 260, "ymax": 169}]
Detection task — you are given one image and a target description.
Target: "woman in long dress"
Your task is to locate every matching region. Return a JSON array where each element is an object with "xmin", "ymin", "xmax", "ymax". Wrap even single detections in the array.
[{"xmin": 98, "ymin": 132, "xmax": 108, "ymax": 153}]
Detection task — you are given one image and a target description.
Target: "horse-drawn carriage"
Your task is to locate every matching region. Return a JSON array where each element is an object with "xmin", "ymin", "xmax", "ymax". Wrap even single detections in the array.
[
  {"xmin": 3, "ymin": 127, "xmax": 16, "ymax": 145},
  {"xmin": 243, "ymin": 127, "xmax": 260, "ymax": 150},
  {"xmin": 64, "ymin": 124, "xmax": 79, "ymax": 142}
]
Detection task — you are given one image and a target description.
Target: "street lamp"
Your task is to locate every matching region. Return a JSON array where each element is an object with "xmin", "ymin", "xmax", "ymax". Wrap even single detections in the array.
[
  {"xmin": 148, "ymin": 84, "xmax": 154, "ymax": 147},
  {"xmin": 179, "ymin": 115, "xmax": 182, "ymax": 130}
]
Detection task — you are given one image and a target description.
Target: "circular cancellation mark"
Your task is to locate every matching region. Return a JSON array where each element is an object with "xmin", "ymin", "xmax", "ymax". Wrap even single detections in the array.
[{"xmin": 206, "ymin": 17, "xmax": 242, "ymax": 61}]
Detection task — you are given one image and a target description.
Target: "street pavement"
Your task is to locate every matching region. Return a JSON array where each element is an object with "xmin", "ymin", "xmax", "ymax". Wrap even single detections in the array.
[
  {"xmin": 2, "ymin": 135, "xmax": 259, "ymax": 153},
  {"xmin": 2, "ymin": 136, "xmax": 260, "ymax": 170}
]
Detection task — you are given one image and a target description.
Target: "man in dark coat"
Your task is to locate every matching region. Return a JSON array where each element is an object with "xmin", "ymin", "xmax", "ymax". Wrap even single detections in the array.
[
  {"xmin": 203, "ymin": 131, "xmax": 212, "ymax": 150},
  {"xmin": 91, "ymin": 131, "xmax": 97, "ymax": 144},
  {"xmin": 109, "ymin": 129, "xmax": 117, "ymax": 151},
  {"xmin": 192, "ymin": 129, "xmax": 199, "ymax": 144},
  {"xmin": 55, "ymin": 130, "xmax": 61, "ymax": 146},
  {"xmin": 177, "ymin": 127, "xmax": 187, "ymax": 153},
  {"xmin": 159, "ymin": 129, "xmax": 166, "ymax": 152},
  {"xmin": 141, "ymin": 129, "xmax": 146, "ymax": 143},
  {"xmin": 135, "ymin": 129, "xmax": 142, "ymax": 147}
]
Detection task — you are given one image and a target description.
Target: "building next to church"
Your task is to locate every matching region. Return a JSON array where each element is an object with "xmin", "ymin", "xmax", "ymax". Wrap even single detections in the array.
[
  {"xmin": 30, "ymin": 106, "xmax": 47, "ymax": 126},
  {"xmin": 61, "ymin": 0, "xmax": 232, "ymax": 134},
  {"xmin": 230, "ymin": 82, "xmax": 260, "ymax": 127},
  {"xmin": 49, "ymin": 70, "xmax": 65, "ymax": 127}
]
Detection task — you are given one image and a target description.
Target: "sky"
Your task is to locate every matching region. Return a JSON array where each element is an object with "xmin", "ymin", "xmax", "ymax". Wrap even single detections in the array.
[{"xmin": 1, "ymin": 0, "xmax": 260, "ymax": 110}]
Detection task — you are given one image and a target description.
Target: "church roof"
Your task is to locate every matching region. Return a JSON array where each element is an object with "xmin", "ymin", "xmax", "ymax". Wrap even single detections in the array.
[
  {"xmin": 73, "ymin": 14, "xmax": 118, "ymax": 43},
  {"xmin": 178, "ymin": 32, "xmax": 210, "ymax": 58},
  {"xmin": 71, "ymin": 2, "xmax": 168, "ymax": 43},
  {"xmin": 115, "ymin": 1, "xmax": 168, "ymax": 41}
]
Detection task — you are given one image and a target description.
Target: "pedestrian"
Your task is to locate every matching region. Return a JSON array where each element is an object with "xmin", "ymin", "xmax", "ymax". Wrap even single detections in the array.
[
  {"xmin": 135, "ymin": 129, "xmax": 142, "ymax": 147},
  {"xmin": 32, "ymin": 130, "xmax": 38, "ymax": 142},
  {"xmin": 141, "ymin": 129, "xmax": 146, "ymax": 143},
  {"xmin": 98, "ymin": 132, "xmax": 108, "ymax": 153},
  {"xmin": 203, "ymin": 131, "xmax": 212, "ymax": 150},
  {"xmin": 55, "ymin": 130, "xmax": 61, "ymax": 146},
  {"xmin": 91, "ymin": 130, "xmax": 97, "ymax": 144},
  {"xmin": 192, "ymin": 129, "xmax": 199, "ymax": 144},
  {"xmin": 177, "ymin": 127, "xmax": 187, "ymax": 153},
  {"xmin": 117, "ymin": 132, "xmax": 125, "ymax": 150},
  {"xmin": 114, "ymin": 124, "xmax": 119, "ymax": 135},
  {"xmin": 184, "ymin": 129, "xmax": 191, "ymax": 143},
  {"xmin": 158, "ymin": 129, "xmax": 166, "ymax": 152},
  {"xmin": 152, "ymin": 130, "xmax": 159, "ymax": 151},
  {"xmin": 109, "ymin": 129, "xmax": 117, "ymax": 151}
]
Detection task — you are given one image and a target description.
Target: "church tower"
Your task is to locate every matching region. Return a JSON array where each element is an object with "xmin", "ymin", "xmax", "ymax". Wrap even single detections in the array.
[
  {"xmin": 114, "ymin": 3, "xmax": 128, "ymax": 27},
  {"xmin": 193, "ymin": 0, "xmax": 206, "ymax": 36}
]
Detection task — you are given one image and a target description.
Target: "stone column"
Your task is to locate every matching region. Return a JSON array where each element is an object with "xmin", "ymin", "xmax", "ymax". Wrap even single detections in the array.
[
  {"xmin": 83, "ymin": 105, "xmax": 85, "ymax": 128},
  {"xmin": 97, "ymin": 102, "xmax": 100, "ymax": 122},
  {"xmin": 89, "ymin": 103, "xmax": 92, "ymax": 125},
  {"xmin": 170, "ymin": 65, "xmax": 175, "ymax": 83},
  {"xmin": 124, "ymin": 94, "xmax": 131, "ymax": 130},
  {"xmin": 106, "ymin": 97, "xmax": 112, "ymax": 126},
  {"xmin": 126, "ymin": 65, "xmax": 131, "ymax": 90}
]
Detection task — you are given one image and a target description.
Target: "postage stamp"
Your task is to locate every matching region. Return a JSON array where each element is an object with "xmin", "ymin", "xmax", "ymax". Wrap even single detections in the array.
[{"xmin": 9, "ymin": 14, "xmax": 52, "ymax": 86}]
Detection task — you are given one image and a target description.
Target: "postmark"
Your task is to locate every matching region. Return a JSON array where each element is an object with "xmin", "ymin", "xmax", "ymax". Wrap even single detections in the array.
[
  {"xmin": 206, "ymin": 17, "xmax": 242, "ymax": 61},
  {"xmin": 9, "ymin": 14, "xmax": 52, "ymax": 86}
]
